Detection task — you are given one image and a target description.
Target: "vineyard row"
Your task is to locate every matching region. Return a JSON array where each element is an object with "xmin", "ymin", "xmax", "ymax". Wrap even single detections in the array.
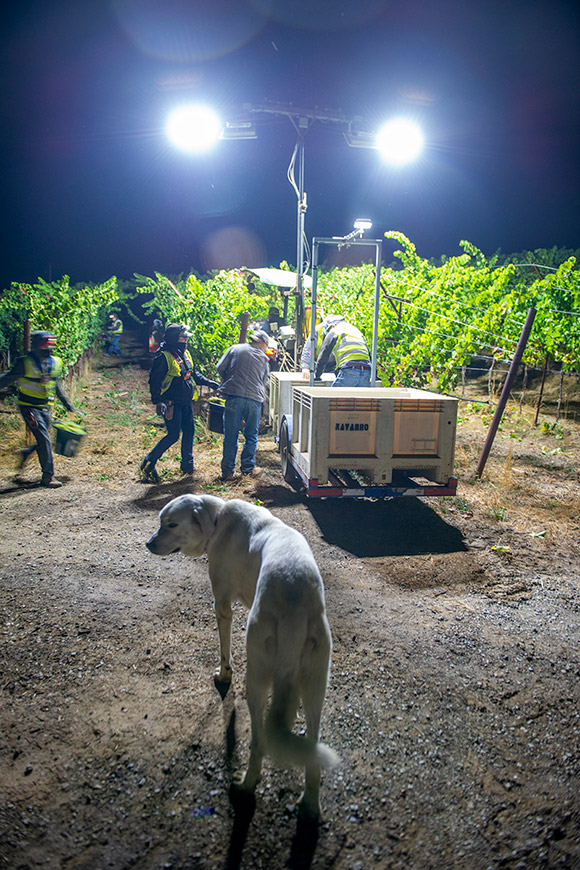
[{"xmin": 0, "ymin": 234, "xmax": 578, "ymax": 397}]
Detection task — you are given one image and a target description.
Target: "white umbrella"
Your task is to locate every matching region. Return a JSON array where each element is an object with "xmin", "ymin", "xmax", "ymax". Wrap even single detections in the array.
[{"xmin": 248, "ymin": 268, "xmax": 312, "ymax": 289}]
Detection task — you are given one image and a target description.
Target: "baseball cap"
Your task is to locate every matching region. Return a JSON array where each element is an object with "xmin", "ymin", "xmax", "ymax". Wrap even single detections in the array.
[{"xmin": 250, "ymin": 329, "xmax": 270, "ymax": 345}]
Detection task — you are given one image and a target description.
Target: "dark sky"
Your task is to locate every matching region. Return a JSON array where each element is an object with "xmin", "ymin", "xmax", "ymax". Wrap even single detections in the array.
[{"xmin": 1, "ymin": 0, "xmax": 579, "ymax": 290}]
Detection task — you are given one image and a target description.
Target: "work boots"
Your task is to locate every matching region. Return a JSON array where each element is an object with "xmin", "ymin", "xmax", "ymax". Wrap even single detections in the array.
[
  {"xmin": 41, "ymin": 476, "xmax": 63, "ymax": 488},
  {"xmin": 140, "ymin": 457, "xmax": 160, "ymax": 484}
]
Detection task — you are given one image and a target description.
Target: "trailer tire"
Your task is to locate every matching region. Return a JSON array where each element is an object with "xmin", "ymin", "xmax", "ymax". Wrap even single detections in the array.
[{"xmin": 280, "ymin": 419, "xmax": 299, "ymax": 486}]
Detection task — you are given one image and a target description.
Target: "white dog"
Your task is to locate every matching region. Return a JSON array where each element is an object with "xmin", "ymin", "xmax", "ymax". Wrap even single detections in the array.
[{"xmin": 146, "ymin": 494, "xmax": 337, "ymax": 819}]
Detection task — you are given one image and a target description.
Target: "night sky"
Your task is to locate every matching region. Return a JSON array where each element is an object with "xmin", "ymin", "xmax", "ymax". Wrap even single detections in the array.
[{"xmin": 1, "ymin": 0, "xmax": 579, "ymax": 291}]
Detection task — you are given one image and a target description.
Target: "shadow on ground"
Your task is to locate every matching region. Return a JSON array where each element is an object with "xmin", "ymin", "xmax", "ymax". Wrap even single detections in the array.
[
  {"xmin": 131, "ymin": 478, "xmax": 213, "ymax": 512},
  {"xmin": 307, "ymin": 496, "xmax": 466, "ymax": 557}
]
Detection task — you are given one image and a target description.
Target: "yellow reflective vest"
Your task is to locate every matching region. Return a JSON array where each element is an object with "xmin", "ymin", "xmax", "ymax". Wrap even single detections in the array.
[
  {"xmin": 330, "ymin": 322, "xmax": 370, "ymax": 367},
  {"xmin": 159, "ymin": 350, "xmax": 198, "ymax": 401},
  {"xmin": 17, "ymin": 354, "xmax": 63, "ymax": 407}
]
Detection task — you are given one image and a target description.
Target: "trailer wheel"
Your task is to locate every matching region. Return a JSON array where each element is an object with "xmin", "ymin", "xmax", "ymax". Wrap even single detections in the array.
[{"xmin": 280, "ymin": 419, "xmax": 299, "ymax": 485}]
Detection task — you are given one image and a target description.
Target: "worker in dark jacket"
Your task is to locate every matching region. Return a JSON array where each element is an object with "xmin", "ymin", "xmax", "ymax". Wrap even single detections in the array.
[
  {"xmin": 140, "ymin": 323, "xmax": 219, "ymax": 482},
  {"xmin": 315, "ymin": 314, "xmax": 371, "ymax": 387},
  {"xmin": 0, "ymin": 331, "xmax": 76, "ymax": 487}
]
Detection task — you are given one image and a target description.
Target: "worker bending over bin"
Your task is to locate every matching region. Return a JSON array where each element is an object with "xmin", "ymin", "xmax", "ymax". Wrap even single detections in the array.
[{"xmin": 314, "ymin": 314, "xmax": 371, "ymax": 387}]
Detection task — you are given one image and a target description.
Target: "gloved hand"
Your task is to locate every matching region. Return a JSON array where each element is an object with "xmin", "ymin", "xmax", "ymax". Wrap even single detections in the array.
[
  {"xmin": 156, "ymin": 402, "xmax": 167, "ymax": 416},
  {"xmin": 207, "ymin": 380, "xmax": 220, "ymax": 391}
]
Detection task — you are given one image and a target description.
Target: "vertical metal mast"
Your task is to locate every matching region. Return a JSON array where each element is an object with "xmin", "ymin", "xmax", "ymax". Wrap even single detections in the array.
[{"xmin": 295, "ymin": 136, "xmax": 306, "ymax": 364}]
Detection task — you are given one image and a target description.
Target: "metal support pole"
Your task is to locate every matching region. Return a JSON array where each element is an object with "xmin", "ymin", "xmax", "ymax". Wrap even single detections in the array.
[
  {"xmin": 295, "ymin": 139, "xmax": 306, "ymax": 365},
  {"xmin": 476, "ymin": 307, "xmax": 537, "ymax": 478},
  {"xmin": 371, "ymin": 240, "xmax": 382, "ymax": 385},
  {"xmin": 309, "ymin": 240, "xmax": 320, "ymax": 386}
]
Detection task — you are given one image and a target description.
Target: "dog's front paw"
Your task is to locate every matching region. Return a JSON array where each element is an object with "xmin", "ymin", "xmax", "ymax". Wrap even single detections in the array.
[
  {"xmin": 216, "ymin": 664, "xmax": 232, "ymax": 682},
  {"xmin": 213, "ymin": 671, "xmax": 232, "ymax": 699},
  {"xmin": 229, "ymin": 780, "xmax": 257, "ymax": 814}
]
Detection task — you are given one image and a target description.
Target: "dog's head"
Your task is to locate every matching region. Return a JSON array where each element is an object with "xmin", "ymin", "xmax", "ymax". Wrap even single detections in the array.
[{"xmin": 146, "ymin": 494, "xmax": 224, "ymax": 558}]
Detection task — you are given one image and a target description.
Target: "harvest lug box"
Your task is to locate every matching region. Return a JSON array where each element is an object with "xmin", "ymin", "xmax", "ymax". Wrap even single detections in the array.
[{"xmin": 288, "ymin": 386, "xmax": 457, "ymax": 486}]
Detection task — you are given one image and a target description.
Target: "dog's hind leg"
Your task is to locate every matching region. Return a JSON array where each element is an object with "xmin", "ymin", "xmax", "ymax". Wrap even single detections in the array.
[
  {"xmin": 214, "ymin": 597, "xmax": 234, "ymax": 684},
  {"xmin": 297, "ymin": 626, "xmax": 332, "ymax": 820},
  {"xmin": 237, "ymin": 656, "xmax": 270, "ymax": 793}
]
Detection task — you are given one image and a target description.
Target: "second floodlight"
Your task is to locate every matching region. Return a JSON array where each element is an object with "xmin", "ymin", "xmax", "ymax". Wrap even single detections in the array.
[
  {"xmin": 376, "ymin": 119, "xmax": 424, "ymax": 165},
  {"xmin": 166, "ymin": 105, "xmax": 222, "ymax": 154}
]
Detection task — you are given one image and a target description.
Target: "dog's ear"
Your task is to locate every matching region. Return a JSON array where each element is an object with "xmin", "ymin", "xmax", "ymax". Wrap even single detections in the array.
[{"xmin": 192, "ymin": 503, "xmax": 218, "ymax": 541}]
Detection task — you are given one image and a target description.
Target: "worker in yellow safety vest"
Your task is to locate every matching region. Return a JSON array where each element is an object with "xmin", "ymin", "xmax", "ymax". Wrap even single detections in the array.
[
  {"xmin": 140, "ymin": 323, "xmax": 219, "ymax": 483},
  {"xmin": 0, "ymin": 331, "xmax": 77, "ymax": 487},
  {"xmin": 314, "ymin": 314, "xmax": 371, "ymax": 387},
  {"xmin": 106, "ymin": 313, "xmax": 124, "ymax": 356}
]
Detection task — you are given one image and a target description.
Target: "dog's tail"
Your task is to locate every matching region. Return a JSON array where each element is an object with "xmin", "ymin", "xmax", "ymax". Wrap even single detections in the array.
[{"xmin": 264, "ymin": 679, "xmax": 339, "ymax": 771}]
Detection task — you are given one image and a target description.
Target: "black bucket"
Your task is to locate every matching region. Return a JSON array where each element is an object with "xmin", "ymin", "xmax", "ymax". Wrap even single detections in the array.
[
  {"xmin": 53, "ymin": 421, "xmax": 87, "ymax": 457},
  {"xmin": 208, "ymin": 399, "xmax": 225, "ymax": 434}
]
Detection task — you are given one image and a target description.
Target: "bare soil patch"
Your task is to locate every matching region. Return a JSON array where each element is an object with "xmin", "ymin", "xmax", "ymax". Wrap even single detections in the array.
[{"xmin": 1, "ymin": 332, "xmax": 579, "ymax": 869}]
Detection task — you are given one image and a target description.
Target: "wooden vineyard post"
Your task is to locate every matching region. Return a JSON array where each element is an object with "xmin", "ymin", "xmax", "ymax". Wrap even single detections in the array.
[{"xmin": 476, "ymin": 308, "xmax": 536, "ymax": 479}]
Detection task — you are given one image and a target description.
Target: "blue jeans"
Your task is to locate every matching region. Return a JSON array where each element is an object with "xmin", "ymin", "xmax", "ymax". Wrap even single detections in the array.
[
  {"xmin": 147, "ymin": 402, "xmax": 195, "ymax": 470},
  {"xmin": 221, "ymin": 395, "xmax": 262, "ymax": 476},
  {"xmin": 19, "ymin": 406, "xmax": 54, "ymax": 479},
  {"xmin": 333, "ymin": 366, "xmax": 371, "ymax": 388},
  {"xmin": 107, "ymin": 334, "xmax": 121, "ymax": 355}
]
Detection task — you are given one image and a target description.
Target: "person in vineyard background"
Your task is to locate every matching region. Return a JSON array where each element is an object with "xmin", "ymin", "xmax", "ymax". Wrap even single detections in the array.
[
  {"xmin": 258, "ymin": 306, "xmax": 286, "ymax": 336},
  {"xmin": 105, "ymin": 313, "xmax": 123, "ymax": 355},
  {"xmin": 148, "ymin": 319, "xmax": 165, "ymax": 356},
  {"xmin": 217, "ymin": 329, "xmax": 270, "ymax": 481},
  {"xmin": 0, "ymin": 331, "xmax": 77, "ymax": 488},
  {"xmin": 140, "ymin": 323, "xmax": 219, "ymax": 483},
  {"xmin": 315, "ymin": 314, "xmax": 371, "ymax": 387}
]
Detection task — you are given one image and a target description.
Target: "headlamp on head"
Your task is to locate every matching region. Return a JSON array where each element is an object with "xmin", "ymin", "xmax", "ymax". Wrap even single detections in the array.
[{"xmin": 31, "ymin": 331, "xmax": 56, "ymax": 351}]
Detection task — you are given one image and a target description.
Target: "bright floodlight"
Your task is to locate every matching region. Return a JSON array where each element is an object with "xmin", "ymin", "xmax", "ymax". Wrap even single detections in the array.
[
  {"xmin": 354, "ymin": 218, "xmax": 372, "ymax": 231},
  {"xmin": 167, "ymin": 105, "xmax": 222, "ymax": 154},
  {"xmin": 376, "ymin": 119, "xmax": 424, "ymax": 165}
]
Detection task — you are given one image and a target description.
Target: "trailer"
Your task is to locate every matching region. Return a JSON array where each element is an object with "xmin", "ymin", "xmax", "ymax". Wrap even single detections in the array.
[{"xmin": 270, "ymin": 373, "xmax": 458, "ymax": 498}]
